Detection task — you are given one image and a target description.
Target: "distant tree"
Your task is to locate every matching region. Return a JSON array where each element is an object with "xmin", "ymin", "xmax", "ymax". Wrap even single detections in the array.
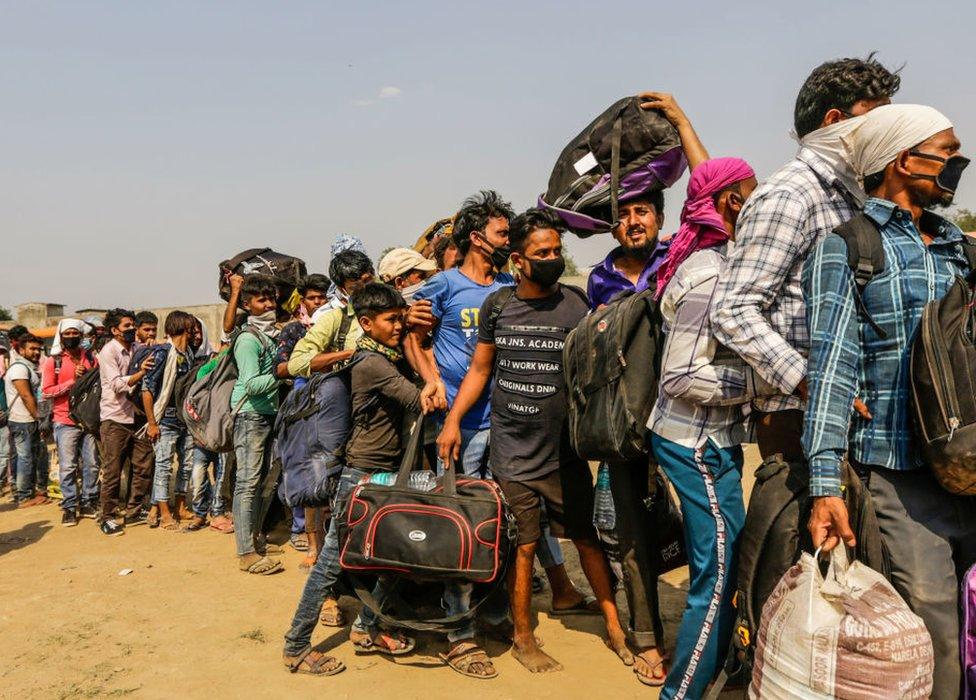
[
  {"xmin": 953, "ymin": 208, "xmax": 976, "ymax": 232},
  {"xmin": 0, "ymin": 306, "xmax": 12, "ymax": 321}
]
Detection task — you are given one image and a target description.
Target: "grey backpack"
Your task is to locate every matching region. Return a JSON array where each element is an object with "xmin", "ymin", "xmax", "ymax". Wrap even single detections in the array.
[{"xmin": 181, "ymin": 328, "xmax": 269, "ymax": 453}]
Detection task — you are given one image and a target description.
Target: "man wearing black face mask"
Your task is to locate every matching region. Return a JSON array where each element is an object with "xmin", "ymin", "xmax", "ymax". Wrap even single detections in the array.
[
  {"xmin": 805, "ymin": 105, "xmax": 973, "ymax": 698},
  {"xmin": 439, "ymin": 208, "xmax": 630, "ymax": 675},
  {"xmin": 97, "ymin": 308, "xmax": 156, "ymax": 536}
]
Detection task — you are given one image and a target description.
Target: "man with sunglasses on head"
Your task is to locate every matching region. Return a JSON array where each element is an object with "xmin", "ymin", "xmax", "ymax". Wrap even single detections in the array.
[{"xmin": 805, "ymin": 104, "xmax": 973, "ymax": 699}]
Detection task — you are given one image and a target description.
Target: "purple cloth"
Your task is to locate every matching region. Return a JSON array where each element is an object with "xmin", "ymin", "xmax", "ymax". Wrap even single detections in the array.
[{"xmin": 585, "ymin": 240, "xmax": 670, "ymax": 309}]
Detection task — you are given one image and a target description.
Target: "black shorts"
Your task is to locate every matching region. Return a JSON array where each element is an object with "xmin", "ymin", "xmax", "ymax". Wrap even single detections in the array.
[{"xmin": 496, "ymin": 458, "xmax": 596, "ymax": 546}]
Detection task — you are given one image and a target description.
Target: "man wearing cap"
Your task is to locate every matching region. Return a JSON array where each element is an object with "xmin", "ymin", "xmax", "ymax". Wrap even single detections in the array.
[{"xmin": 377, "ymin": 247, "xmax": 437, "ymax": 301}]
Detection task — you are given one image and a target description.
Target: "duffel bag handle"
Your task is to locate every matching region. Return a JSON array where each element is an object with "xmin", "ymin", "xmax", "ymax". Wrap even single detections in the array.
[{"xmin": 393, "ymin": 414, "xmax": 458, "ymax": 496}]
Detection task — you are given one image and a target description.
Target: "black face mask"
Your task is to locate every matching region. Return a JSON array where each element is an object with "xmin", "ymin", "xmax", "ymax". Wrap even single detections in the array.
[
  {"xmin": 908, "ymin": 150, "xmax": 971, "ymax": 194},
  {"xmin": 525, "ymin": 256, "xmax": 565, "ymax": 287},
  {"xmin": 62, "ymin": 336, "xmax": 81, "ymax": 350},
  {"xmin": 121, "ymin": 328, "xmax": 137, "ymax": 343},
  {"xmin": 475, "ymin": 232, "xmax": 511, "ymax": 270}
]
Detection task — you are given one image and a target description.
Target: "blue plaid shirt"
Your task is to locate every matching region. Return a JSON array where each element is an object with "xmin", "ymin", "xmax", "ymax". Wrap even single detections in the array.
[{"xmin": 803, "ymin": 198, "xmax": 968, "ymax": 497}]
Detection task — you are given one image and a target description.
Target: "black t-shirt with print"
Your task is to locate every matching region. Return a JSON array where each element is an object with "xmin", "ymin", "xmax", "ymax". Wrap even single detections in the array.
[{"xmin": 478, "ymin": 284, "xmax": 589, "ymax": 482}]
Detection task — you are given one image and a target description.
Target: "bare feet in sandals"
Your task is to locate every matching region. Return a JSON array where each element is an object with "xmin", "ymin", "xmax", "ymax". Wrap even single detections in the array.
[
  {"xmin": 634, "ymin": 647, "xmax": 668, "ymax": 686},
  {"xmin": 239, "ymin": 552, "xmax": 283, "ymax": 575},
  {"xmin": 512, "ymin": 635, "xmax": 563, "ymax": 673},
  {"xmin": 350, "ymin": 629, "xmax": 415, "ymax": 656},
  {"xmin": 441, "ymin": 641, "xmax": 498, "ymax": 679},
  {"xmin": 283, "ymin": 647, "xmax": 345, "ymax": 676}
]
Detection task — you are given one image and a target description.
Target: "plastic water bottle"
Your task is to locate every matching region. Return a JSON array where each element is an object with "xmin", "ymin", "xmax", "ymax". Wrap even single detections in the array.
[
  {"xmin": 369, "ymin": 472, "xmax": 396, "ymax": 486},
  {"xmin": 408, "ymin": 471, "xmax": 437, "ymax": 492},
  {"xmin": 592, "ymin": 464, "xmax": 616, "ymax": 531}
]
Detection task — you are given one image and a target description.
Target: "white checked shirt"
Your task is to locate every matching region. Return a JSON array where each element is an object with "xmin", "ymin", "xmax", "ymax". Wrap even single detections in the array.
[
  {"xmin": 711, "ymin": 148, "xmax": 860, "ymax": 412},
  {"xmin": 648, "ymin": 246, "xmax": 774, "ymax": 448}
]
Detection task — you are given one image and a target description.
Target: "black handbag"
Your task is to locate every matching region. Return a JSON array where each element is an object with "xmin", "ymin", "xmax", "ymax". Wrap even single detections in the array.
[
  {"xmin": 338, "ymin": 417, "xmax": 516, "ymax": 631},
  {"xmin": 647, "ymin": 469, "xmax": 688, "ymax": 575}
]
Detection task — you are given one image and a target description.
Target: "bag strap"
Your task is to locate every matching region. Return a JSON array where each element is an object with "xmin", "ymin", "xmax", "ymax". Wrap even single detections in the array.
[
  {"xmin": 960, "ymin": 236, "xmax": 976, "ymax": 284},
  {"xmin": 487, "ymin": 286, "xmax": 516, "ymax": 332},
  {"xmin": 332, "ymin": 309, "xmax": 355, "ymax": 353},
  {"xmin": 392, "ymin": 415, "xmax": 456, "ymax": 492},
  {"xmin": 609, "ymin": 114, "xmax": 623, "ymax": 230},
  {"xmin": 834, "ymin": 214, "xmax": 888, "ymax": 339}
]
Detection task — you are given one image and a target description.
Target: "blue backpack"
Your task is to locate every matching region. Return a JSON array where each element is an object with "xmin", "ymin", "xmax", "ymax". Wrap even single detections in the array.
[{"xmin": 274, "ymin": 354, "xmax": 368, "ymax": 507}]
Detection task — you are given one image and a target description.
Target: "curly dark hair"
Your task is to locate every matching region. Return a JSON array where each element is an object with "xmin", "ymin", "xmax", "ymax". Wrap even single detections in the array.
[
  {"xmin": 103, "ymin": 308, "xmax": 136, "ymax": 331},
  {"xmin": 794, "ymin": 53, "xmax": 901, "ymax": 138},
  {"xmin": 452, "ymin": 190, "xmax": 515, "ymax": 256}
]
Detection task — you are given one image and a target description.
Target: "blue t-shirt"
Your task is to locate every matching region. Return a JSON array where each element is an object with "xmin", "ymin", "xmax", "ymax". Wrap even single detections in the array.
[{"xmin": 414, "ymin": 268, "xmax": 514, "ymax": 430}]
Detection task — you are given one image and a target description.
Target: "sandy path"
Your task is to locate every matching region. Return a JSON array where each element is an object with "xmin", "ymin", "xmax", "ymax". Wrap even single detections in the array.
[{"xmin": 0, "ymin": 448, "xmax": 757, "ymax": 700}]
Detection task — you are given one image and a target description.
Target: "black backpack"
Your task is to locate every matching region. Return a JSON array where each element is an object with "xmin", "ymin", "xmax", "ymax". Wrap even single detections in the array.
[
  {"xmin": 219, "ymin": 248, "xmax": 307, "ymax": 310},
  {"xmin": 563, "ymin": 288, "xmax": 662, "ymax": 461},
  {"xmin": 704, "ymin": 455, "xmax": 889, "ymax": 699},
  {"xmin": 68, "ymin": 366, "xmax": 102, "ymax": 435},
  {"xmin": 911, "ymin": 274, "xmax": 976, "ymax": 494},
  {"xmin": 539, "ymin": 96, "xmax": 686, "ymax": 236}
]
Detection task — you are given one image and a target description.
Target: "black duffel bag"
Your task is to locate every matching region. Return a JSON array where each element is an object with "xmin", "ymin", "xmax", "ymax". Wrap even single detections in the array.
[
  {"xmin": 219, "ymin": 248, "xmax": 307, "ymax": 312},
  {"xmin": 338, "ymin": 417, "xmax": 516, "ymax": 631}
]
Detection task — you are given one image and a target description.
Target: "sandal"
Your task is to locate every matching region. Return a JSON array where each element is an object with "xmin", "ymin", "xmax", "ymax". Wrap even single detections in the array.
[
  {"xmin": 182, "ymin": 516, "xmax": 208, "ymax": 532},
  {"xmin": 160, "ymin": 517, "xmax": 180, "ymax": 532},
  {"xmin": 147, "ymin": 505, "xmax": 160, "ymax": 529},
  {"xmin": 439, "ymin": 642, "xmax": 498, "ymax": 679},
  {"xmin": 239, "ymin": 556, "xmax": 283, "ymax": 575},
  {"xmin": 634, "ymin": 651, "xmax": 668, "ymax": 687},
  {"xmin": 320, "ymin": 600, "xmax": 346, "ymax": 627},
  {"xmin": 549, "ymin": 595, "xmax": 600, "ymax": 616},
  {"xmin": 284, "ymin": 646, "xmax": 345, "ymax": 676},
  {"xmin": 351, "ymin": 630, "xmax": 415, "ymax": 656},
  {"xmin": 209, "ymin": 515, "xmax": 234, "ymax": 534},
  {"xmin": 290, "ymin": 533, "xmax": 309, "ymax": 552}
]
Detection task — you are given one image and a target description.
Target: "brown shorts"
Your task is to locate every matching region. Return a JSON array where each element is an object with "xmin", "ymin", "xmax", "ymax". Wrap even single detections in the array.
[{"xmin": 496, "ymin": 459, "xmax": 597, "ymax": 546}]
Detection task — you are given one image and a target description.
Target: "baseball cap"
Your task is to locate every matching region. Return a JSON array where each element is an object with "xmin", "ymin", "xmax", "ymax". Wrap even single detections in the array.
[{"xmin": 378, "ymin": 248, "xmax": 437, "ymax": 282}]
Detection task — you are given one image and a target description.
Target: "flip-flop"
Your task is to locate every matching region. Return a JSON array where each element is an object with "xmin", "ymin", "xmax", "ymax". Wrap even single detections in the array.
[
  {"xmin": 439, "ymin": 643, "xmax": 498, "ymax": 679},
  {"xmin": 284, "ymin": 646, "xmax": 345, "ymax": 676},
  {"xmin": 634, "ymin": 654, "xmax": 668, "ymax": 687},
  {"xmin": 240, "ymin": 556, "xmax": 283, "ymax": 575},
  {"xmin": 549, "ymin": 595, "xmax": 600, "ymax": 616},
  {"xmin": 210, "ymin": 517, "xmax": 234, "ymax": 534},
  {"xmin": 319, "ymin": 602, "xmax": 346, "ymax": 627},
  {"xmin": 352, "ymin": 630, "xmax": 415, "ymax": 656}
]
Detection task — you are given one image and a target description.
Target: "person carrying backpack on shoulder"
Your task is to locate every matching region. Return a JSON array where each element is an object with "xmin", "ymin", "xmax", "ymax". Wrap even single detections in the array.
[
  {"xmin": 282, "ymin": 282, "xmax": 440, "ymax": 676},
  {"xmin": 41, "ymin": 319, "xmax": 98, "ymax": 526},
  {"xmin": 804, "ymin": 104, "xmax": 975, "ymax": 699},
  {"xmin": 232, "ymin": 275, "xmax": 284, "ymax": 575}
]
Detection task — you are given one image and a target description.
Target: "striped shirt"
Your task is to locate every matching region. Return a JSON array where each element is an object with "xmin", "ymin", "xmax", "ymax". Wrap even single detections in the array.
[
  {"xmin": 803, "ymin": 198, "xmax": 968, "ymax": 497},
  {"xmin": 711, "ymin": 148, "xmax": 859, "ymax": 412},
  {"xmin": 648, "ymin": 246, "xmax": 775, "ymax": 448}
]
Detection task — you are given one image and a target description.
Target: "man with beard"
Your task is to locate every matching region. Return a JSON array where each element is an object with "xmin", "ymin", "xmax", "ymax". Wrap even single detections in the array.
[
  {"xmin": 586, "ymin": 190, "xmax": 669, "ymax": 309},
  {"xmin": 805, "ymin": 105, "xmax": 973, "ymax": 698}
]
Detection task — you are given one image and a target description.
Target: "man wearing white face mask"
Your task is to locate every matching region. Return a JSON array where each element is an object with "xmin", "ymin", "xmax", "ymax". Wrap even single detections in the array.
[
  {"xmin": 377, "ymin": 247, "xmax": 437, "ymax": 301},
  {"xmin": 712, "ymin": 55, "xmax": 901, "ymax": 461},
  {"xmin": 231, "ymin": 274, "xmax": 283, "ymax": 574}
]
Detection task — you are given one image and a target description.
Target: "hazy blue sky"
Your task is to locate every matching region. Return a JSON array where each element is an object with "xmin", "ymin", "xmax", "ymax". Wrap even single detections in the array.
[{"xmin": 2, "ymin": 1, "xmax": 975, "ymax": 310}]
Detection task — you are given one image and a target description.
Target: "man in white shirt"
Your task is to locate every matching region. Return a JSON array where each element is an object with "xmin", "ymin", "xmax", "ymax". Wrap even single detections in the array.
[{"xmin": 5, "ymin": 334, "xmax": 48, "ymax": 507}]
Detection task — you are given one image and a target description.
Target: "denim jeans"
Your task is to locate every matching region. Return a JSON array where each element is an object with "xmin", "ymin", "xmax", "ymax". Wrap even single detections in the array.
[
  {"xmin": 10, "ymin": 421, "xmax": 47, "ymax": 502},
  {"xmin": 284, "ymin": 466, "xmax": 379, "ymax": 655},
  {"xmin": 0, "ymin": 425, "xmax": 12, "ymax": 490},
  {"xmin": 435, "ymin": 425, "xmax": 491, "ymax": 478},
  {"xmin": 151, "ymin": 424, "xmax": 192, "ymax": 504},
  {"xmin": 54, "ymin": 423, "xmax": 99, "ymax": 511},
  {"xmin": 190, "ymin": 446, "xmax": 225, "ymax": 517},
  {"xmin": 232, "ymin": 412, "xmax": 278, "ymax": 557}
]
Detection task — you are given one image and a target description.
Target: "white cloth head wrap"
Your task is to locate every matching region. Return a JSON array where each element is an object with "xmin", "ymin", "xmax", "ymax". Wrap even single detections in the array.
[
  {"xmin": 798, "ymin": 113, "xmax": 870, "ymax": 204},
  {"xmin": 51, "ymin": 318, "xmax": 91, "ymax": 355},
  {"xmin": 844, "ymin": 104, "xmax": 953, "ymax": 184}
]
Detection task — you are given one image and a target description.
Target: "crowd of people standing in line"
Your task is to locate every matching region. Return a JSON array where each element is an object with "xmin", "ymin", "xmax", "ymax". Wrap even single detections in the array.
[{"xmin": 3, "ymin": 52, "xmax": 975, "ymax": 699}]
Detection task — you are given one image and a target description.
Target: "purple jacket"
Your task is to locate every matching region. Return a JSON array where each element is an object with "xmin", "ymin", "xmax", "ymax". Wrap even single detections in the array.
[{"xmin": 586, "ymin": 240, "xmax": 670, "ymax": 308}]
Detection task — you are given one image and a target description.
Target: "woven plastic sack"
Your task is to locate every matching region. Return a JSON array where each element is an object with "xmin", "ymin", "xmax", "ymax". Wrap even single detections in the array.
[{"xmin": 750, "ymin": 547, "xmax": 933, "ymax": 699}]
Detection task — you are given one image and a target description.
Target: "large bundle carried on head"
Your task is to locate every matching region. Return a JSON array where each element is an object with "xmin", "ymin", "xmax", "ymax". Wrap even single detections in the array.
[
  {"xmin": 539, "ymin": 95, "xmax": 687, "ymax": 236},
  {"xmin": 218, "ymin": 248, "xmax": 307, "ymax": 312}
]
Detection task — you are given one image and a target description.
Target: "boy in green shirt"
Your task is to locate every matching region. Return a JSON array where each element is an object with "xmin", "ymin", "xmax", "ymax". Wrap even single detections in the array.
[{"xmin": 232, "ymin": 275, "xmax": 283, "ymax": 574}]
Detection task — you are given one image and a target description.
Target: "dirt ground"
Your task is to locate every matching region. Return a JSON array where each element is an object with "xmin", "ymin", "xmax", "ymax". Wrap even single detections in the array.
[{"xmin": 0, "ymin": 447, "xmax": 759, "ymax": 700}]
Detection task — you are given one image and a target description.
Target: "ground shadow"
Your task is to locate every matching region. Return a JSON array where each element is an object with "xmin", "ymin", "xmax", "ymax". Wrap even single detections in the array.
[{"xmin": 0, "ymin": 520, "xmax": 53, "ymax": 557}]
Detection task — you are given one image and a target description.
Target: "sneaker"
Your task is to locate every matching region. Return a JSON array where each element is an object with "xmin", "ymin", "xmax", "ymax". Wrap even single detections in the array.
[
  {"xmin": 79, "ymin": 504, "xmax": 98, "ymax": 520},
  {"xmin": 61, "ymin": 510, "xmax": 79, "ymax": 527},
  {"xmin": 100, "ymin": 519, "xmax": 125, "ymax": 537},
  {"xmin": 124, "ymin": 510, "xmax": 148, "ymax": 527}
]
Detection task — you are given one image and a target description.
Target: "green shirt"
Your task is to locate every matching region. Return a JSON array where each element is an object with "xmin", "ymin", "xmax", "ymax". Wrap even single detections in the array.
[
  {"xmin": 231, "ymin": 331, "xmax": 279, "ymax": 415},
  {"xmin": 286, "ymin": 304, "xmax": 362, "ymax": 378}
]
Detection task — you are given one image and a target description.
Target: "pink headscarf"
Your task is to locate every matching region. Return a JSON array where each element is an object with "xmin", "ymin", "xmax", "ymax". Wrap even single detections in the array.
[{"xmin": 655, "ymin": 157, "xmax": 755, "ymax": 298}]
